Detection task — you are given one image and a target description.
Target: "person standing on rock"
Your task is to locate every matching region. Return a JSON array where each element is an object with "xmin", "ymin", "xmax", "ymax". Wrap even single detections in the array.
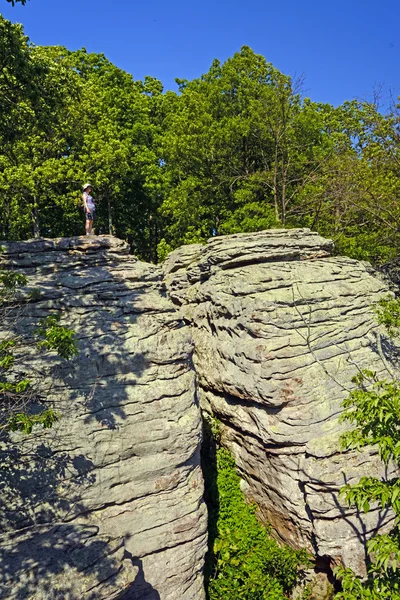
[{"xmin": 82, "ymin": 183, "xmax": 96, "ymax": 235}]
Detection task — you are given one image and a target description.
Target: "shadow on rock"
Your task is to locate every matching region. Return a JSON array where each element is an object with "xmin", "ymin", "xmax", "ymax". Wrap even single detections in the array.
[
  {"xmin": 119, "ymin": 554, "xmax": 161, "ymax": 600},
  {"xmin": 0, "ymin": 237, "xmax": 163, "ymax": 596},
  {"xmin": 0, "ymin": 522, "xmax": 128, "ymax": 599}
]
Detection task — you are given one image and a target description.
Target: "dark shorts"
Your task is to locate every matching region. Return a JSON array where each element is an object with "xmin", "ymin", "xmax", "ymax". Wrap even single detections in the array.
[{"xmin": 85, "ymin": 211, "xmax": 95, "ymax": 221}]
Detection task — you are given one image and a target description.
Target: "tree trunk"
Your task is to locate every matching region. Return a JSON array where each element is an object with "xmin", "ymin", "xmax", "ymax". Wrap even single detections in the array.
[
  {"xmin": 281, "ymin": 154, "xmax": 287, "ymax": 227},
  {"xmin": 32, "ymin": 198, "xmax": 40, "ymax": 239},
  {"xmin": 273, "ymin": 145, "xmax": 279, "ymax": 222},
  {"xmin": 107, "ymin": 195, "xmax": 114, "ymax": 235}
]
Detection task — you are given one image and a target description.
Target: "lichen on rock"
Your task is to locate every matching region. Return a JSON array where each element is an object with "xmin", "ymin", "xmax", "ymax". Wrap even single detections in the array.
[
  {"xmin": 0, "ymin": 235, "xmax": 207, "ymax": 600},
  {"xmin": 0, "ymin": 228, "xmax": 398, "ymax": 599},
  {"xmin": 164, "ymin": 228, "xmax": 398, "ymax": 580}
]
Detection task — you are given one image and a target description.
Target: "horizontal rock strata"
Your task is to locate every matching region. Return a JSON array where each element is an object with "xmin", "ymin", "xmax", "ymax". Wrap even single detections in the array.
[
  {"xmin": 164, "ymin": 228, "xmax": 398, "ymax": 575},
  {"xmin": 0, "ymin": 236, "xmax": 207, "ymax": 600}
]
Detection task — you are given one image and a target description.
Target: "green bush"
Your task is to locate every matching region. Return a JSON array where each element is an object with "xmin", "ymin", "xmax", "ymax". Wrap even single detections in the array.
[
  {"xmin": 334, "ymin": 296, "xmax": 400, "ymax": 599},
  {"xmin": 205, "ymin": 437, "xmax": 309, "ymax": 599}
]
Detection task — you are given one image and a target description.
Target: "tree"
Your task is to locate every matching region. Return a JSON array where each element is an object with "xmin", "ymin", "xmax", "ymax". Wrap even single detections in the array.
[
  {"xmin": 295, "ymin": 99, "xmax": 400, "ymax": 264},
  {"xmin": 0, "ymin": 22, "xmax": 164, "ymax": 258},
  {"xmin": 67, "ymin": 56, "xmax": 164, "ymax": 259},
  {"xmin": 0, "ymin": 21, "xmax": 84, "ymax": 239},
  {"xmin": 157, "ymin": 47, "xmax": 333, "ymax": 255}
]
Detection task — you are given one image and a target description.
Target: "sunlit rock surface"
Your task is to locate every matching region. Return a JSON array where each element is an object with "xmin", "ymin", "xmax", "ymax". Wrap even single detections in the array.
[
  {"xmin": 164, "ymin": 228, "xmax": 397, "ymax": 576},
  {"xmin": 0, "ymin": 236, "xmax": 207, "ymax": 600},
  {"xmin": 1, "ymin": 229, "xmax": 398, "ymax": 598}
]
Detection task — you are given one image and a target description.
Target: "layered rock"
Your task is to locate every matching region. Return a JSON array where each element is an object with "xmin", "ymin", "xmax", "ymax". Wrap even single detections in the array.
[
  {"xmin": 0, "ymin": 236, "xmax": 207, "ymax": 600},
  {"xmin": 164, "ymin": 228, "xmax": 397, "ymax": 576},
  {"xmin": 1, "ymin": 228, "xmax": 398, "ymax": 598}
]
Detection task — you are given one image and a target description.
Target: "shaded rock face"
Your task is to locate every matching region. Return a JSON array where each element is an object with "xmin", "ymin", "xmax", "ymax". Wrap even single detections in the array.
[
  {"xmin": 164, "ymin": 228, "xmax": 398, "ymax": 577},
  {"xmin": 0, "ymin": 237, "xmax": 207, "ymax": 600}
]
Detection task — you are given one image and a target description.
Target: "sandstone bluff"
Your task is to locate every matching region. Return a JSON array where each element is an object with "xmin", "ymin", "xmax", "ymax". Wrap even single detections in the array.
[{"xmin": 0, "ymin": 229, "xmax": 397, "ymax": 599}]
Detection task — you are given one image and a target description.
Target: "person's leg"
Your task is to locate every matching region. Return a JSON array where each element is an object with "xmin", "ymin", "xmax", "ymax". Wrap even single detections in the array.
[
  {"xmin": 90, "ymin": 212, "xmax": 95, "ymax": 235},
  {"xmin": 85, "ymin": 216, "xmax": 91, "ymax": 235}
]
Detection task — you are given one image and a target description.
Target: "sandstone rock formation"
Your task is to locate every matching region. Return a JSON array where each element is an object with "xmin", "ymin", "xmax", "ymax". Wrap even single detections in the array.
[
  {"xmin": 1, "ymin": 229, "xmax": 398, "ymax": 599},
  {"xmin": 163, "ymin": 228, "xmax": 397, "ymax": 577},
  {"xmin": 0, "ymin": 236, "xmax": 207, "ymax": 600}
]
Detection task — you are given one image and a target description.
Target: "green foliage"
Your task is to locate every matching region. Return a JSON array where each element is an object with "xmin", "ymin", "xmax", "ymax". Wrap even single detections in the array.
[
  {"xmin": 334, "ymin": 233, "xmax": 398, "ymax": 264},
  {"xmin": 35, "ymin": 314, "xmax": 78, "ymax": 359},
  {"xmin": 0, "ymin": 378, "xmax": 30, "ymax": 394},
  {"xmin": 1, "ymin": 13, "xmax": 400, "ymax": 262},
  {"xmin": 0, "ymin": 272, "xmax": 27, "ymax": 298},
  {"xmin": 334, "ymin": 563, "xmax": 399, "ymax": 600},
  {"xmin": 203, "ymin": 418, "xmax": 308, "ymax": 600},
  {"xmin": 0, "ymin": 339, "xmax": 16, "ymax": 370},
  {"xmin": 334, "ymin": 299, "xmax": 400, "ymax": 599},
  {"xmin": 219, "ymin": 201, "xmax": 280, "ymax": 235},
  {"xmin": 340, "ymin": 371, "xmax": 400, "ymax": 463},
  {"xmin": 156, "ymin": 238, "xmax": 173, "ymax": 262},
  {"xmin": 159, "ymin": 47, "xmax": 328, "ymax": 251},
  {"xmin": 7, "ymin": 408, "xmax": 58, "ymax": 434},
  {"xmin": 373, "ymin": 295, "xmax": 400, "ymax": 338},
  {"xmin": 0, "ymin": 267, "xmax": 76, "ymax": 434}
]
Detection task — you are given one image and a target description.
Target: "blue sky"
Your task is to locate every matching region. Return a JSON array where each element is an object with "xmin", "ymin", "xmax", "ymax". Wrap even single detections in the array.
[{"xmin": 2, "ymin": 0, "xmax": 400, "ymax": 107}]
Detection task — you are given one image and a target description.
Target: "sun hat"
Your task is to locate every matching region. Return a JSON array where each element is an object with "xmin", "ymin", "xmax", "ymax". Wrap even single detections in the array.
[{"xmin": 83, "ymin": 183, "xmax": 92, "ymax": 191}]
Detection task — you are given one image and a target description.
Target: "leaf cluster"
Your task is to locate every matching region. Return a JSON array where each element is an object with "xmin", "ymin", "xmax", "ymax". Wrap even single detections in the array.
[
  {"xmin": 334, "ymin": 298, "xmax": 400, "ymax": 599},
  {"xmin": 35, "ymin": 314, "xmax": 78, "ymax": 359},
  {"xmin": 207, "ymin": 447, "xmax": 309, "ymax": 599},
  {"xmin": 373, "ymin": 295, "xmax": 400, "ymax": 338},
  {"xmin": 0, "ymin": 269, "xmax": 77, "ymax": 434}
]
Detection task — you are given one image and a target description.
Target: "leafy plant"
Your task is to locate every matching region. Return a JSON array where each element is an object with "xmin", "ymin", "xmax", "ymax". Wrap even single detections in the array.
[
  {"xmin": 0, "ymin": 272, "xmax": 27, "ymax": 294},
  {"xmin": 334, "ymin": 297, "xmax": 400, "ymax": 599},
  {"xmin": 36, "ymin": 314, "xmax": 78, "ymax": 359},
  {"xmin": 8, "ymin": 408, "xmax": 58, "ymax": 434},
  {"xmin": 203, "ymin": 417, "xmax": 309, "ymax": 600},
  {"xmin": 0, "ymin": 265, "xmax": 78, "ymax": 434},
  {"xmin": 373, "ymin": 294, "xmax": 400, "ymax": 339}
]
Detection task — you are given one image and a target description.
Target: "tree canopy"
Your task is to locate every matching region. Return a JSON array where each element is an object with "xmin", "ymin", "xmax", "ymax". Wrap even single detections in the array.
[{"xmin": 1, "ymin": 14, "xmax": 400, "ymax": 265}]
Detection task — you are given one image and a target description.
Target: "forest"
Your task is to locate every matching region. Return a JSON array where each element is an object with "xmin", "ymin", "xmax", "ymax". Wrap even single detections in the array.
[
  {"xmin": 1, "ymin": 14, "xmax": 400, "ymax": 265},
  {"xmin": 3, "ymin": 8, "xmax": 400, "ymax": 600}
]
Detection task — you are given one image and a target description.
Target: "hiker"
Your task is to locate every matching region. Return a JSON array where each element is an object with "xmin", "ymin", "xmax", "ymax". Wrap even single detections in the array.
[{"xmin": 82, "ymin": 183, "xmax": 96, "ymax": 235}]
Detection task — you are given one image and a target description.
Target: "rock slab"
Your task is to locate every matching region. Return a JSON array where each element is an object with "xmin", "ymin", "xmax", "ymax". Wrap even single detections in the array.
[
  {"xmin": 164, "ymin": 228, "xmax": 397, "ymax": 576},
  {"xmin": 0, "ymin": 236, "xmax": 207, "ymax": 600}
]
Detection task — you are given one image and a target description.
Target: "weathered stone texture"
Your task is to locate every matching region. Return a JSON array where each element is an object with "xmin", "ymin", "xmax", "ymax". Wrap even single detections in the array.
[
  {"xmin": 1, "ymin": 228, "xmax": 398, "ymax": 597},
  {"xmin": 0, "ymin": 236, "xmax": 207, "ymax": 599},
  {"xmin": 164, "ymin": 228, "xmax": 398, "ymax": 576}
]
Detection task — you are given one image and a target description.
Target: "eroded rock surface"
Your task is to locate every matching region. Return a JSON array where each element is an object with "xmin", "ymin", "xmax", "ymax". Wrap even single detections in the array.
[
  {"xmin": 164, "ymin": 228, "xmax": 398, "ymax": 576},
  {"xmin": 0, "ymin": 236, "xmax": 207, "ymax": 600},
  {"xmin": 1, "ymin": 229, "xmax": 398, "ymax": 598}
]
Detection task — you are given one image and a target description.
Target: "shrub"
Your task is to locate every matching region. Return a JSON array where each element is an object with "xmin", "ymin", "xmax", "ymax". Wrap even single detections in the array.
[
  {"xmin": 204, "ymin": 426, "xmax": 309, "ymax": 600},
  {"xmin": 334, "ymin": 296, "xmax": 400, "ymax": 599}
]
